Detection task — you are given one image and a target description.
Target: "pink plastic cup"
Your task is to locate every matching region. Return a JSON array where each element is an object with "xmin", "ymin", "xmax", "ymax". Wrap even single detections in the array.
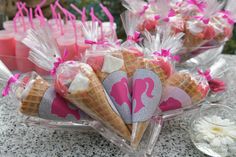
[
  {"xmin": 57, "ymin": 34, "xmax": 78, "ymax": 61},
  {"xmin": 77, "ymin": 38, "xmax": 90, "ymax": 59},
  {"xmin": 0, "ymin": 30, "xmax": 17, "ymax": 70},
  {"xmin": 15, "ymin": 32, "xmax": 35, "ymax": 73},
  {"xmin": 3, "ymin": 20, "xmax": 21, "ymax": 32}
]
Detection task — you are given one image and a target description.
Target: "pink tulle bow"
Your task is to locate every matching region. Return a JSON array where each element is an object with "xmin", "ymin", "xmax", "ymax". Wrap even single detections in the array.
[
  {"xmin": 127, "ymin": 31, "xmax": 142, "ymax": 43},
  {"xmin": 2, "ymin": 73, "xmax": 20, "ymax": 96},
  {"xmin": 50, "ymin": 50, "xmax": 68, "ymax": 76},
  {"xmin": 194, "ymin": 16, "xmax": 210, "ymax": 24},
  {"xmin": 139, "ymin": 5, "xmax": 149, "ymax": 16},
  {"xmin": 155, "ymin": 9, "xmax": 176, "ymax": 22},
  {"xmin": 84, "ymin": 39, "xmax": 109, "ymax": 46},
  {"xmin": 154, "ymin": 49, "xmax": 180, "ymax": 61},
  {"xmin": 187, "ymin": 0, "xmax": 206, "ymax": 12},
  {"xmin": 208, "ymin": 78, "xmax": 226, "ymax": 93},
  {"xmin": 197, "ymin": 68, "xmax": 212, "ymax": 81},
  {"xmin": 221, "ymin": 11, "xmax": 235, "ymax": 25}
]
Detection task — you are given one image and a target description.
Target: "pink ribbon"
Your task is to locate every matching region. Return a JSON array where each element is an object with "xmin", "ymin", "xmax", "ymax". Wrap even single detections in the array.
[
  {"xmin": 50, "ymin": 50, "xmax": 68, "ymax": 76},
  {"xmin": 84, "ymin": 40, "xmax": 109, "ymax": 46},
  {"xmin": 154, "ymin": 49, "xmax": 180, "ymax": 62},
  {"xmin": 2, "ymin": 74, "xmax": 20, "ymax": 97},
  {"xmin": 127, "ymin": 31, "xmax": 142, "ymax": 43},
  {"xmin": 139, "ymin": 5, "xmax": 149, "ymax": 16},
  {"xmin": 197, "ymin": 68, "xmax": 226, "ymax": 93},
  {"xmin": 155, "ymin": 9, "xmax": 176, "ymax": 22},
  {"xmin": 221, "ymin": 11, "xmax": 235, "ymax": 25},
  {"xmin": 194, "ymin": 16, "xmax": 210, "ymax": 24},
  {"xmin": 197, "ymin": 68, "xmax": 212, "ymax": 81},
  {"xmin": 208, "ymin": 79, "xmax": 226, "ymax": 93},
  {"xmin": 187, "ymin": 0, "xmax": 206, "ymax": 12}
]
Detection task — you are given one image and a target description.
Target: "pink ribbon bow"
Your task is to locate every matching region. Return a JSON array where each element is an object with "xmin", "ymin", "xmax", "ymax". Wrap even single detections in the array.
[
  {"xmin": 197, "ymin": 68, "xmax": 226, "ymax": 93},
  {"xmin": 139, "ymin": 5, "xmax": 149, "ymax": 16},
  {"xmin": 154, "ymin": 49, "xmax": 180, "ymax": 62},
  {"xmin": 50, "ymin": 50, "xmax": 68, "ymax": 76},
  {"xmin": 208, "ymin": 79, "xmax": 226, "ymax": 93},
  {"xmin": 194, "ymin": 16, "xmax": 210, "ymax": 24},
  {"xmin": 197, "ymin": 68, "xmax": 212, "ymax": 81},
  {"xmin": 221, "ymin": 11, "xmax": 235, "ymax": 25},
  {"xmin": 2, "ymin": 73, "xmax": 20, "ymax": 97},
  {"xmin": 155, "ymin": 9, "xmax": 176, "ymax": 22},
  {"xmin": 127, "ymin": 31, "xmax": 142, "ymax": 43},
  {"xmin": 187, "ymin": 0, "xmax": 206, "ymax": 12},
  {"xmin": 84, "ymin": 39, "xmax": 109, "ymax": 46}
]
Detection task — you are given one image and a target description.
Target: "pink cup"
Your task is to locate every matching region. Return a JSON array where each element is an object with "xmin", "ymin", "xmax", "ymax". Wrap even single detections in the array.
[
  {"xmin": 15, "ymin": 33, "xmax": 35, "ymax": 73},
  {"xmin": 0, "ymin": 30, "xmax": 17, "ymax": 70},
  {"xmin": 77, "ymin": 38, "xmax": 90, "ymax": 59},
  {"xmin": 3, "ymin": 20, "xmax": 21, "ymax": 32},
  {"xmin": 57, "ymin": 34, "xmax": 78, "ymax": 61}
]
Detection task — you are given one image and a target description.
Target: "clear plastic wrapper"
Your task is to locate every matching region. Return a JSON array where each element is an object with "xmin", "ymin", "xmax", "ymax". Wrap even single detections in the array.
[
  {"xmin": 146, "ymin": 58, "xmax": 228, "ymax": 155},
  {"xmin": 82, "ymin": 20, "xmax": 132, "ymax": 130},
  {"xmin": 122, "ymin": 0, "xmax": 235, "ymax": 63},
  {"xmin": 23, "ymin": 27, "xmax": 131, "ymax": 141},
  {"xmin": 0, "ymin": 60, "xmax": 91, "ymax": 124},
  {"xmin": 122, "ymin": 28, "xmax": 183, "ymax": 148}
]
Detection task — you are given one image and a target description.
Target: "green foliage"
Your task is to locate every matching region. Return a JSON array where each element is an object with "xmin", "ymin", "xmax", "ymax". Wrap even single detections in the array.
[{"xmin": 223, "ymin": 26, "xmax": 236, "ymax": 54}]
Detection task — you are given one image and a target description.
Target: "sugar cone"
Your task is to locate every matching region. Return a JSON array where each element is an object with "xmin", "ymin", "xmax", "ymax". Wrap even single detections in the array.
[
  {"xmin": 131, "ymin": 57, "xmax": 169, "ymax": 148},
  {"xmin": 122, "ymin": 49, "xmax": 143, "ymax": 78},
  {"xmin": 184, "ymin": 30, "xmax": 206, "ymax": 50},
  {"xmin": 63, "ymin": 64, "xmax": 131, "ymax": 140},
  {"xmin": 86, "ymin": 52, "xmax": 133, "ymax": 130},
  {"xmin": 20, "ymin": 76, "xmax": 50, "ymax": 116},
  {"xmin": 166, "ymin": 72, "xmax": 204, "ymax": 104}
]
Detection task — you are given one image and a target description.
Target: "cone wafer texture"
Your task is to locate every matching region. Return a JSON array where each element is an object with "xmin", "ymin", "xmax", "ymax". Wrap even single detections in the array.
[
  {"xmin": 130, "ymin": 57, "xmax": 169, "ymax": 148},
  {"xmin": 63, "ymin": 64, "xmax": 131, "ymax": 140},
  {"xmin": 166, "ymin": 72, "xmax": 205, "ymax": 104},
  {"xmin": 20, "ymin": 76, "xmax": 50, "ymax": 116}
]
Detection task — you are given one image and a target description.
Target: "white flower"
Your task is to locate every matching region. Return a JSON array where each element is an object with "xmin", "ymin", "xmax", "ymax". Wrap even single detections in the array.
[{"xmin": 195, "ymin": 115, "xmax": 236, "ymax": 148}]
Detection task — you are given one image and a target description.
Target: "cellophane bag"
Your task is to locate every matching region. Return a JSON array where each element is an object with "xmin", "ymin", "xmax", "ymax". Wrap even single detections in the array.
[
  {"xmin": 171, "ymin": 0, "xmax": 235, "ymax": 62},
  {"xmin": 0, "ymin": 60, "xmax": 91, "ymax": 125},
  {"xmin": 146, "ymin": 57, "xmax": 228, "ymax": 155},
  {"xmin": 125, "ymin": 27, "xmax": 183, "ymax": 148},
  {"xmin": 23, "ymin": 26, "xmax": 132, "ymax": 142},
  {"xmin": 81, "ymin": 19, "xmax": 133, "ymax": 130},
  {"xmin": 122, "ymin": 0, "xmax": 235, "ymax": 63}
]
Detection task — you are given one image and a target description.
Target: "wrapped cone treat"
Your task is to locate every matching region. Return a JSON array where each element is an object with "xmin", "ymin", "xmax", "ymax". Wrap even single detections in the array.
[
  {"xmin": 127, "ymin": 29, "xmax": 183, "ymax": 148},
  {"xmin": 56, "ymin": 62, "xmax": 131, "ymax": 140},
  {"xmin": 170, "ymin": 0, "xmax": 234, "ymax": 62},
  {"xmin": 122, "ymin": 0, "xmax": 235, "ymax": 63},
  {"xmin": 22, "ymin": 27, "xmax": 131, "ymax": 140},
  {"xmin": 81, "ymin": 14, "xmax": 132, "ymax": 128},
  {"xmin": 0, "ymin": 60, "xmax": 90, "ymax": 122},
  {"xmin": 158, "ymin": 58, "xmax": 227, "ymax": 113},
  {"xmin": 82, "ymin": 10, "xmax": 132, "ymax": 131},
  {"xmin": 146, "ymin": 58, "xmax": 228, "ymax": 155},
  {"xmin": 86, "ymin": 50, "xmax": 133, "ymax": 129}
]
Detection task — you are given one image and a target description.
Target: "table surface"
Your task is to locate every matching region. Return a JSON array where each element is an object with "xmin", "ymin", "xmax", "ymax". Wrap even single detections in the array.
[{"xmin": 0, "ymin": 55, "xmax": 235, "ymax": 157}]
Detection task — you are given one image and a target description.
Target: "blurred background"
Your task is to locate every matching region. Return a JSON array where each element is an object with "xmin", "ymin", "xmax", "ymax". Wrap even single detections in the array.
[{"xmin": 0, "ymin": 0, "xmax": 235, "ymax": 54}]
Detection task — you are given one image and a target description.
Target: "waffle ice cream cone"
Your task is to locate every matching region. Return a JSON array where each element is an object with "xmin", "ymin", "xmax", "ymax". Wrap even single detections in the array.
[
  {"xmin": 122, "ymin": 49, "xmax": 144, "ymax": 78},
  {"xmin": 184, "ymin": 30, "xmax": 206, "ymax": 51},
  {"xmin": 86, "ymin": 52, "xmax": 133, "ymax": 129},
  {"xmin": 61, "ymin": 63, "xmax": 131, "ymax": 140},
  {"xmin": 166, "ymin": 72, "xmax": 207, "ymax": 104},
  {"xmin": 130, "ymin": 57, "xmax": 171, "ymax": 148},
  {"xmin": 20, "ymin": 76, "xmax": 50, "ymax": 116}
]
